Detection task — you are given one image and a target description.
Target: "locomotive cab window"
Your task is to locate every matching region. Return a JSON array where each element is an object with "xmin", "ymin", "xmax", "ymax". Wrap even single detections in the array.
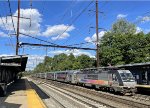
[
  {"xmin": 112, "ymin": 74, "xmax": 117, "ymax": 81},
  {"xmin": 119, "ymin": 70, "xmax": 135, "ymax": 82}
]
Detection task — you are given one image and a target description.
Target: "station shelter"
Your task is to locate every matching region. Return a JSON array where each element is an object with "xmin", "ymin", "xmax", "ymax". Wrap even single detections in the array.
[{"xmin": 117, "ymin": 62, "xmax": 150, "ymax": 85}]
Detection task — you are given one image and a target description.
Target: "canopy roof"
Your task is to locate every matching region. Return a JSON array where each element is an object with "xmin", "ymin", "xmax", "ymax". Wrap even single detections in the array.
[{"xmin": 0, "ymin": 55, "xmax": 28, "ymax": 72}]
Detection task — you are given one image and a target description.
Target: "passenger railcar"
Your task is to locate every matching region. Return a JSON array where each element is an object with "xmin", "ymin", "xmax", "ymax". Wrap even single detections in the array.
[
  {"xmin": 46, "ymin": 72, "xmax": 55, "ymax": 80},
  {"xmin": 35, "ymin": 68, "xmax": 137, "ymax": 95},
  {"xmin": 55, "ymin": 71, "xmax": 68, "ymax": 82},
  {"xmin": 40, "ymin": 73, "xmax": 46, "ymax": 79},
  {"xmin": 65, "ymin": 70, "xmax": 80, "ymax": 84}
]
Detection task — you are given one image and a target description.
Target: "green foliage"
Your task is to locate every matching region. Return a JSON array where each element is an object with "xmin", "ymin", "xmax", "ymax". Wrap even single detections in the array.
[
  {"xmin": 33, "ymin": 53, "xmax": 95, "ymax": 73},
  {"xmin": 100, "ymin": 19, "xmax": 150, "ymax": 66},
  {"xmin": 33, "ymin": 19, "xmax": 150, "ymax": 72},
  {"xmin": 112, "ymin": 19, "xmax": 136, "ymax": 35}
]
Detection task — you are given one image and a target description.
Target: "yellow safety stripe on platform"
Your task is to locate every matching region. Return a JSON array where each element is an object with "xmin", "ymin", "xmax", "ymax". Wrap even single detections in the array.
[
  {"xmin": 26, "ymin": 89, "xmax": 46, "ymax": 108},
  {"xmin": 136, "ymin": 85, "xmax": 150, "ymax": 88}
]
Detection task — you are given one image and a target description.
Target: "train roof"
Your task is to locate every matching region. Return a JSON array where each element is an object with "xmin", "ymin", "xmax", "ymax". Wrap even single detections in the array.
[{"xmin": 80, "ymin": 66, "xmax": 119, "ymax": 72}]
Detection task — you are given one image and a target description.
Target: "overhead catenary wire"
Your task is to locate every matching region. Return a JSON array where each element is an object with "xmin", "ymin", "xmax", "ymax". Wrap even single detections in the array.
[
  {"xmin": 8, "ymin": 1, "xmax": 96, "ymax": 53},
  {"xmin": 59, "ymin": 0, "xmax": 77, "ymax": 23},
  {"xmin": 19, "ymin": 42, "xmax": 96, "ymax": 51},
  {"xmin": 19, "ymin": 32, "xmax": 96, "ymax": 48},
  {"xmin": 62, "ymin": 19, "xmax": 94, "ymax": 46},
  {"xmin": 0, "ymin": 14, "xmax": 15, "ymax": 51},
  {"xmin": 19, "ymin": 32, "xmax": 59, "ymax": 45},
  {"xmin": 67, "ymin": 40, "xmax": 97, "ymax": 47},
  {"xmin": 18, "ymin": 1, "xmax": 96, "ymax": 53},
  {"xmin": 53, "ymin": 0, "xmax": 94, "ymax": 43},
  {"xmin": 62, "ymin": 1, "xmax": 107, "ymax": 46},
  {"xmin": 7, "ymin": 0, "xmax": 16, "ymax": 34}
]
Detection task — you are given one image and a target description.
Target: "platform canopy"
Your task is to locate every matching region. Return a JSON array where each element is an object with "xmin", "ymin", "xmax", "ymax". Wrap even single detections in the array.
[
  {"xmin": 0, "ymin": 55, "xmax": 28, "ymax": 73},
  {"xmin": 117, "ymin": 62, "xmax": 150, "ymax": 68}
]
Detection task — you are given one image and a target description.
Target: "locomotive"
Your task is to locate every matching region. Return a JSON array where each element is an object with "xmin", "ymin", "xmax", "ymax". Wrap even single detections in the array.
[{"xmin": 35, "ymin": 68, "xmax": 137, "ymax": 95}]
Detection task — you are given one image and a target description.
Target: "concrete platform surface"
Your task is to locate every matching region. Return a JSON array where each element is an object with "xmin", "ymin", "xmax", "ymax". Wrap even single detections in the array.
[{"xmin": 0, "ymin": 78, "xmax": 46, "ymax": 108}]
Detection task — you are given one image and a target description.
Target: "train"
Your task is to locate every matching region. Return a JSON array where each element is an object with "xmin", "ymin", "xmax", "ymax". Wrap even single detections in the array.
[{"xmin": 33, "ymin": 68, "xmax": 137, "ymax": 95}]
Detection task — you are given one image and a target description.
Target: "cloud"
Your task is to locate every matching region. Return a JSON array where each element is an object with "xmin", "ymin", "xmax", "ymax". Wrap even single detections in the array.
[
  {"xmin": 117, "ymin": 14, "xmax": 128, "ymax": 19},
  {"xmin": 136, "ymin": 27, "xmax": 142, "ymax": 34},
  {"xmin": 42, "ymin": 24, "xmax": 75, "ymax": 40},
  {"xmin": 136, "ymin": 15, "xmax": 150, "ymax": 23},
  {"xmin": 26, "ymin": 55, "xmax": 45, "ymax": 70},
  {"xmin": 49, "ymin": 49, "xmax": 95, "ymax": 58},
  {"xmin": 85, "ymin": 37, "xmax": 92, "ymax": 43},
  {"xmin": 51, "ymin": 32, "xmax": 70, "ymax": 40},
  {"xmin": 84, "ymin": 31, "xmax": 106, "ymax": 44},
  {"xmin": 140, "ymin": 16, "xmax": 150, "ymax": 23},
  {"xmin": 0, "ymin": 8, "xmax": 42, "ymax": 36},
  {"xmin": 0, "ymin": 8, "xmax": 75, "ymax": 40}
]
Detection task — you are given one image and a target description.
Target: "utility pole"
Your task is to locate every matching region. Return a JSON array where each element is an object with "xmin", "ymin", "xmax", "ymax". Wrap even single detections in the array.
[
  {"xmin": 46, "ymin": 47, "xmax": 48, "ymax": 56},
  {"xmin": 96, "ymin": 0, "xmax": 99, "ymax": 68},
  {"xmin": 16, "ymin": 0, "xmax": 20, "ymax": 55}
]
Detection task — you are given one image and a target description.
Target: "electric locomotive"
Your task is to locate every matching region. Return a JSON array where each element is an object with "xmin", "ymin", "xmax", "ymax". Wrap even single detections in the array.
[{"xmin": 76, "ymin": 68, "xmax": 136, "ymax": 94}]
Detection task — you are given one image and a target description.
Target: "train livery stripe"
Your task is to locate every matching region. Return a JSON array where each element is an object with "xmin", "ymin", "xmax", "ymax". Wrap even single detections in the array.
[
  {"xmin": 80, "ymin": 79, "xmax": 109, "ymax": 85},
  {"xmin": 26, "ymin": 89, "xmax": 46, "ymax": 108}
]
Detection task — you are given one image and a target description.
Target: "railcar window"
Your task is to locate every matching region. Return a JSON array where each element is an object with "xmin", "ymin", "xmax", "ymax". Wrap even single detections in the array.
[{"xmin": 120, "ymin": 72, "xmax": 135, "ymax": 82}]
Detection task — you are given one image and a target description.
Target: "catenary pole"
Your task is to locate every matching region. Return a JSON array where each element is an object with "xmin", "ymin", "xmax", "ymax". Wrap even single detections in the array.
[
  {"xmin": 96, "ymin": 0, "xmax": 100, "ymax": 68},
  {"xmin": 16, "ymin": 0, "xmax": 20, "ymax": 55}
]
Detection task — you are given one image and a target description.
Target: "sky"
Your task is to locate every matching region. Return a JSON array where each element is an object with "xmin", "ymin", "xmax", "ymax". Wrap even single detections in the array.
[{"xmin": 0, "ymin": 0, "xmax": 150, "ymax": 70}]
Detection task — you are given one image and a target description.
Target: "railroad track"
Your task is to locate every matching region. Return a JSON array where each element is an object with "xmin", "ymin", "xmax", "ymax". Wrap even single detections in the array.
[
  {"xmin": 32, "ymin": 77, "xmax": 150, "ymax": 108},
  {"xmin": 31, "ymin": 78, "xmax": 107, "ymax": 108},
  {"xmin": 28, "ymin": 78, "xmax": 66, "ymax": 108},
  {"xmin": 130, "ymin": 94, "xmax": 150, "ymax": 102},
  {"xmin": 41, "ymin": 85, "xmax": 67, "ymax": 108},
  {"xmin": 42, "ymin": 82, "xmax": 108, "ymax": 108}
]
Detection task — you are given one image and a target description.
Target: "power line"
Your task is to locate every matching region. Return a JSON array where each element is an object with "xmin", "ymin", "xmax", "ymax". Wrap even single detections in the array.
[
  {"xmin": 62, "ymin": 19, "xmax": 94, "ymax": 46},
  {"xmin": 7, "ymin": 0, "xmax": 16, "ymax": 34},
  {"xmin": 59, "ymin": 0, "xmax": 77, "ymax": 23},
  {"xmin": 0, "ymin": 14, "xmax": 15, "ymax": 51},
  {"xmin": 19, "ymin": 33, "xmax": 58, "ymax": 45},
  {"xmin": 53, "ymin": 0, "xmax": 94, "ymax": 43},
  {"xmin": 67, "ymin": 41, "xmax": 96, "ymax": 47},
  {"xmin": 19, "ymin": 42, "xmax": 96, "ymax": 51},
  {"xmin": 62, "ymin": 1, "xmax": 107, "ymax": 46},
  {"xmin": 19, "ymin": 32, "xmax": 96, "ymax": 48}
]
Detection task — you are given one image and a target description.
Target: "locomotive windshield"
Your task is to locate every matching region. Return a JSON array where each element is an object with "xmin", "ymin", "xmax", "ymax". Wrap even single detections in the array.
[{"xmin": 119, "ymin": 70, "xmax": 135, "ymax": 82}]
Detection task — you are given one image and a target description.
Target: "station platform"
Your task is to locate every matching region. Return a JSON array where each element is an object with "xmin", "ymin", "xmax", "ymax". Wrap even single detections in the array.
[
  {"xmin": 136, "ymin": 84, "xmax": 150, "ymax": 88},
  {"xmin": 0, "ymin": 78, "xmax": 46, "ymax": 108},
  {"xmin": 136, "ymin": 85, "xmax": 150, "ymax": 95}
]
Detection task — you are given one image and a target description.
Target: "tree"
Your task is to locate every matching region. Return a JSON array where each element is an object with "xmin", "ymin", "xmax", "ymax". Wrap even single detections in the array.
[
  {"xmin": 33, "ymin": 53, "xmax": 95, "ymax": 72},
  {"xmin": 112, "ymin": 19, "xmax": 136, "ymax": 35},
  {"xmin": 77, "ymin": 54, "xmax": 94, "ymax": 69},
  {"xmin": 100, "ymin": 19, "xmax": 149, "ymax": 66}
]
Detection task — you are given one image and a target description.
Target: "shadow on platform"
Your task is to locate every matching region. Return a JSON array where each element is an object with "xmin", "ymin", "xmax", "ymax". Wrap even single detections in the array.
[
  {"xmin": 28, "ymin": 81, "xmax": 50, "ymax": 99},
  {"xmin": 0, "ymin": 79, "xmax": 26, "ymax": 108},
  {"xmin": 0, "ymin": 78, "xmax": 50, "ymax": 108},
  {"xmin": 0, "ymin": 101, "xmax": 21, "ymax": 108}
]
